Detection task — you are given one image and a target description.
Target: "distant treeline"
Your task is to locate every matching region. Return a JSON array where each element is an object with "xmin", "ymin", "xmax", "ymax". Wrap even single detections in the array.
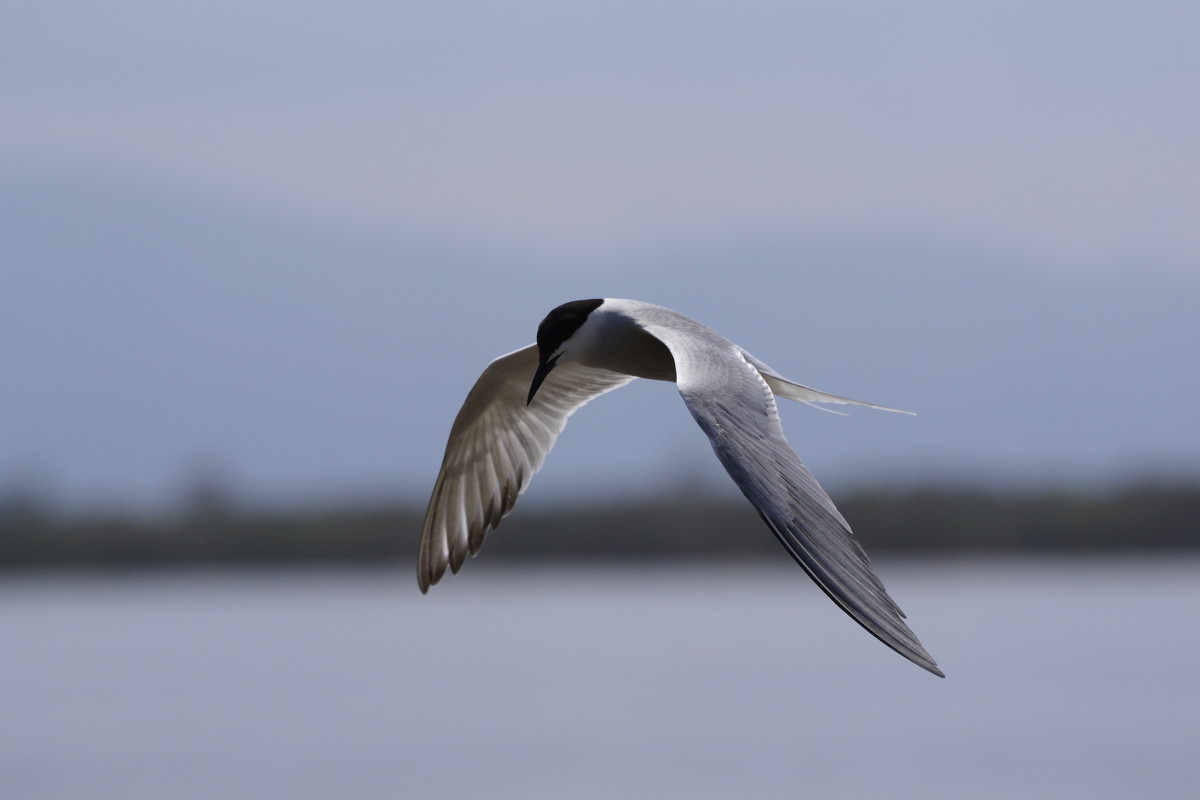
[{"xmin": 2, "ymin": 480, "xmax": 1198, "ymax": 571}]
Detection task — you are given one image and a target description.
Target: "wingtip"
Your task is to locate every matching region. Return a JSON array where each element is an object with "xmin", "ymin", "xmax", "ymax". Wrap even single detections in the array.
[{"xmin": 911, "ymin": 647, "xmax": 944, "ymax": 677}]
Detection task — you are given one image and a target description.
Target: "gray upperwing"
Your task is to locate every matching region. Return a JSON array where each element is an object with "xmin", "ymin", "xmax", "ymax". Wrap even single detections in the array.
[
  {"xmin": 418, "ymin": 345, "xmax": 634, "ymax": 592},
  {"xmin": 642, "ymin": 321, "xmax": 943, "ymax": 676}
]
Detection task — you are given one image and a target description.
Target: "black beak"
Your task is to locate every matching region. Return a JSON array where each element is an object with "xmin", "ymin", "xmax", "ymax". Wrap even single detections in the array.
[{"xmin": 527, "ymin": 355, "xmax": 560, "ymax": 406}]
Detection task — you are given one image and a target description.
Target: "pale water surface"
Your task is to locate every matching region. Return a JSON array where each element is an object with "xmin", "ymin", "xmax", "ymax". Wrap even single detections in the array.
[{"xmin": 3, "ymin": 557, "xmax": 1198, "ymax": 799}]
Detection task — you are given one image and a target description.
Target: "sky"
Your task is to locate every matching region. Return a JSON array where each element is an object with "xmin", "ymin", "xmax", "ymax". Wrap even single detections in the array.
[
  {"xmin": 5, "ymin": 1, "xmax": 1198, "ymax": 270},
  {"xmin": 2, "ymin": 2, "xmax": 1198, "ymax": 509}
]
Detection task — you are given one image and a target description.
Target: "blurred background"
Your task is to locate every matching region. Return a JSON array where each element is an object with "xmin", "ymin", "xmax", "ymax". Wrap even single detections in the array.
[{"xmin": 3, "ymin": 2, "xmax": 1198, "ymax": 799}]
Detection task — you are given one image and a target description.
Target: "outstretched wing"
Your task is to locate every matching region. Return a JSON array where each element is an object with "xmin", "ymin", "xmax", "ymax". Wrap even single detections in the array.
[
  {"xmin": 643, "ymin": 322, "xmax": 942, "ymax": 676},
  {"xmin": 418, "ymin": 345, "xmax": 633, "ymax": 592}
]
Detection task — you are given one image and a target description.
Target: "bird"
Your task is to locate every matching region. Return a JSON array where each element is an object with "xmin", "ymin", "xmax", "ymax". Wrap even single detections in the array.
[{"xmin": 418, "ymin": 298, "xmax": 942, "ymax": 677}]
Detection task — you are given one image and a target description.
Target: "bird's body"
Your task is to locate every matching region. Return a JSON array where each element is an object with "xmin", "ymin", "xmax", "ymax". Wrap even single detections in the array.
[{"xmin": 419, "ymin": 298, "xmax": 942, "ymax": 676}]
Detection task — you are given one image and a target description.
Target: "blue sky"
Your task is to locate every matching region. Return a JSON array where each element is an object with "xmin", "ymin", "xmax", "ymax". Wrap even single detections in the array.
[
  {"xmin": 2, "ymin": 2, "xmax": 1198, "ymax": 508},
  {"xmin": 5, "ymin": 1, "xmax": 1197, "ymax": 270}
]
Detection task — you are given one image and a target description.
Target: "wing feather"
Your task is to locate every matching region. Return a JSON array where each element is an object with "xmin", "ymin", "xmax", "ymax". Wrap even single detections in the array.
[
  {"xmin": 641, "ymin": 320, "xmax": 942, "ymax": 676},
  {"xmin": 418, "ymin": 345, "xmax": 633, "ymax": 592}
]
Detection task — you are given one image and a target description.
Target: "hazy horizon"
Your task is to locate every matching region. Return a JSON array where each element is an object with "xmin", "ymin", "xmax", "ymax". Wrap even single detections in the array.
[{"xmin": 3, "ymin": 3, "xmax": 1198, "ymax": 510}]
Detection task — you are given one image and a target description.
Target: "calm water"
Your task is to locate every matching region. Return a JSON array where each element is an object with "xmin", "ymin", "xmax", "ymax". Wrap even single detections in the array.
[{"xmin": 3, "ymin": 557, "xmax": 1198, "ymax": 799}]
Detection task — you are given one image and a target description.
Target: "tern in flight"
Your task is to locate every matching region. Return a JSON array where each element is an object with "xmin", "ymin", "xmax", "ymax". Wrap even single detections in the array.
[{"xmin": 418, "ymin": 298, "xmax": 942, "ymax": 676}]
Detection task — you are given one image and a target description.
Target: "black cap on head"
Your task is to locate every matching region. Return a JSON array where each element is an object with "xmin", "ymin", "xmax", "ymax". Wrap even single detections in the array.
[
  {"xmin": 527, "ymin": 299, "xmax": 603, "ymax": 406},
  {"xmin": 535, "ymin": 299, "xmax": 604, "ymax": 362}
]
